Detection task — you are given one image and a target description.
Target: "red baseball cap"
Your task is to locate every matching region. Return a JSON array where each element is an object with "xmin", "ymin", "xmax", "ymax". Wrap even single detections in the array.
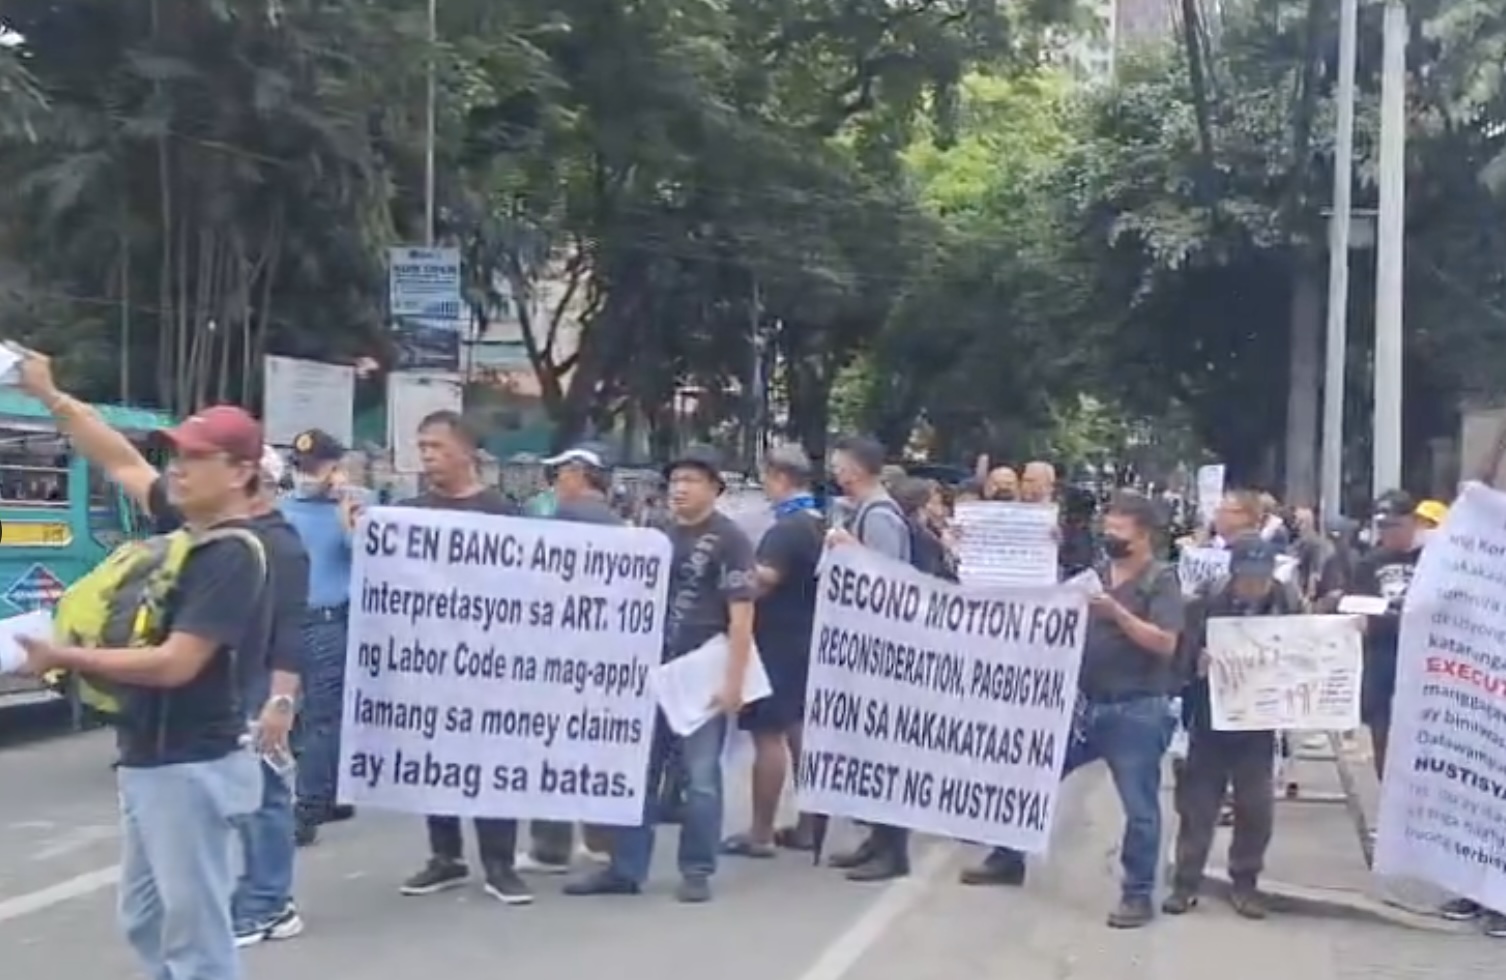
[{"xmin": 159, "ymin": 405, "xmax": 264, "ymax": 462}]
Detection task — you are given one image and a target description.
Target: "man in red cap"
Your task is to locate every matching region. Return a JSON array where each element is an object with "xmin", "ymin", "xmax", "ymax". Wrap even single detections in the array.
[{"xmin": 13, "ymin": 392, "xmax": 274, "ymax": 980}]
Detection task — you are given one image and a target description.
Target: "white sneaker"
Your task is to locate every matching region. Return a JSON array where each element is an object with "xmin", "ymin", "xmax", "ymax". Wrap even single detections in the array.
[
  {"xmin": 578, "ymin": 846, "xmax": 610, "ymax": 866},
  {"xmin": 235, "ymin": 903, "xmax": 304, "ymax": 948},
  {"xmin": 514, "ymin": 851, "xmax": 571, "ymax": 875}
]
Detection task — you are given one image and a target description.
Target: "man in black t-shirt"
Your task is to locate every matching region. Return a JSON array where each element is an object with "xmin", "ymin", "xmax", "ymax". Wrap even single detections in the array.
[
  {"xmin": 16, "ymin": 405, "xmax": 271, "ymax": 980},
  {"xmin": 565, "ymin": 444, "xmax": 757, "ymax": 904},
  {"xmin": 392, "ymin": 411, "xmax": 533, "ymax": 906},
  {"xmin": 721, "ymin": 445, "xmax": 823, "ymax": 859},
  {"xmin": 1349, "ymin": 490, "xmax": 1423, "ymax": 780}
]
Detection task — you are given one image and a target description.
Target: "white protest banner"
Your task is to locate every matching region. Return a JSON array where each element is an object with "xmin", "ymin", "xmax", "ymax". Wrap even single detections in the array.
[
  {"xmin": 1178, "ymin": 546, "xmax": 1230, "ymax": 596},
  {"xmin": 338, "ymin": 507, "xmax": 670, "ymax": 824},
  {"xmin": 1375, "ymin": 482, "xmax": 1506, "ymax": 910},
  {"xmin": 1195, "ymin": 464, "xmax": 1225, "ymax": 522},
  {"xmin": 954, "ymin": 501, "xmax": 1060, "ymax": 588},
  {"xmin": 797, "ymin": 547, "xmax": 1086, "ymax": 853},
  {"xmin": 1205, "ymin": 615, "xmax": 1363, "ymax": 731}
]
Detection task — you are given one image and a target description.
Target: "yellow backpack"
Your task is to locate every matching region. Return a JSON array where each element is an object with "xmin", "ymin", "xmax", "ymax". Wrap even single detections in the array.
[{"xmin": 44, "ymin": 527, "xmax": 266, "ymax": 717}]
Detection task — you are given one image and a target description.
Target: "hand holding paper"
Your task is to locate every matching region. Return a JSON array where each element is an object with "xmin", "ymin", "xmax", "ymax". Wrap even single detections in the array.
[
  {"xmin": 652, "ymin": 635, "xmax": 772, "ymax": 736},
  {"xmin": 0, "ymin": 610, "xmax": 56, "ymax": 675}
]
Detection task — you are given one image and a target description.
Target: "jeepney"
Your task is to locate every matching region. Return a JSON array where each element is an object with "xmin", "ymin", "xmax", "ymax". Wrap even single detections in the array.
[{"xmin": 0, "ymin": 389, "xmax": 172, "ymax": 720}]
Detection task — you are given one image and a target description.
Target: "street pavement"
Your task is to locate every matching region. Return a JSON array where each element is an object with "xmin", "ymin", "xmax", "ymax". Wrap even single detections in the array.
[{"xmin": 1, "ymin": 726, "xmax": 1502, "ymax": 980}]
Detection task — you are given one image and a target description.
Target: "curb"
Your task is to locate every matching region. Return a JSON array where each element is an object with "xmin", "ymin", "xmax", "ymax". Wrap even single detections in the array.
[{"xmin": 1199, "ymin": 865, "xmax": 1470, "ymax": 933}]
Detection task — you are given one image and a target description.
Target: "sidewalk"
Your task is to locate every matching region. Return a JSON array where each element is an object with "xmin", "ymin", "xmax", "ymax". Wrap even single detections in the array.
[{"xmin": 1195, "ymin": 732, "xmax": 1464, "ymax": 931}]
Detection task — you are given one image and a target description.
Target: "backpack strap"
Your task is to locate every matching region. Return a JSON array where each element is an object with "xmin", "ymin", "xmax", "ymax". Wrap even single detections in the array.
[{"xmin": 186, "ymin": 527, "xmax": 274, "ymax": 719}]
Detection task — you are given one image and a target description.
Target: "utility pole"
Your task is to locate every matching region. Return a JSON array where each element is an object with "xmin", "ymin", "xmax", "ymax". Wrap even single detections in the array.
[
  {"xmin": 1373, "ymin": 0, "xmax": 1407, "ymax": 496},
  {"xmin": 1320, "ymin": 0, "xmax": 1359, "ymax": 526},
  {"xmin": 424, "ymin": 0, "xmax": 437, "ymax": 246}
]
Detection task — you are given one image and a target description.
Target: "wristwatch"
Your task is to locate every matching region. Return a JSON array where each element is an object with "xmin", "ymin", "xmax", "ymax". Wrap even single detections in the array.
[{"xmin": 266, "ymin": 694, "xmax": 296, "ymax": 714}]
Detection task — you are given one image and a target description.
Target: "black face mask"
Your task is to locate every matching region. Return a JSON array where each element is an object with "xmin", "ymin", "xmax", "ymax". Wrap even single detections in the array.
[{"xmin": 1102, "ymin": 535, "xmax": 1133, "ymax": 559}]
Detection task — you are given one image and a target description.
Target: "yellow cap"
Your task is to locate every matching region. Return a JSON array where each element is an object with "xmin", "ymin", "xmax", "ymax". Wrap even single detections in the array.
[{"xmin": 1415, "ymin": 499, "xmax": 1448, "ymax": 526}]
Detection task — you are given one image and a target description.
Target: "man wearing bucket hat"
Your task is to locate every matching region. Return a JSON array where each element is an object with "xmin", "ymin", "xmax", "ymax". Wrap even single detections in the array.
[{"xmin": 566, "ymin": 444, "xmax": 756, "ymax": 903}]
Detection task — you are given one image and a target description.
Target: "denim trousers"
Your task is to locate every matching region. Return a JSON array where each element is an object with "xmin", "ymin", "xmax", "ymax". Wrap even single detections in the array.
[
  {"xmin": 232, "ymin": 759, "xmax": 297, "ymax": 929},
  {"xmin": 611, "ymin": 713, "xmax": 727, "ymax": 884},
  {"xmin": 118, "ymin": 749, "xmax": 262, "ymax": 980},
  {"xmin": 295, "ymin": 614, "xmax": 348, "ymax": 816},
  {"xmin": 987, "ymin": 694, "xmax": 1171, "ymax": 897}
]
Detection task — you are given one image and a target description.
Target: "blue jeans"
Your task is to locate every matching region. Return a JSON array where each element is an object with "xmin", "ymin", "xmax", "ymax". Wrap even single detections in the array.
[
  {"xmin": 295, "ymin": 614, "xmax": 347, "ymax": 816},
  {"xmin": 611, "ymin": 714, "xmax": 727, "ymax": 884},
  {"xmin": 987, "ymin": 694, "xmax": 1171, "ymax": 898},
  {"xmin": 118, "ymin": 749, "xmax": 262, "ymax": 980},
  {"xmin": 232, "ymin": 759, "xmax": 296, "ymax": 929}
]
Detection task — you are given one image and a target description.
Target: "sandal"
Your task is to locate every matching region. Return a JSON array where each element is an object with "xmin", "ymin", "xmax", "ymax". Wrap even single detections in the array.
[
  {"xmin": 721, "ymin": 834, "xmax": 777, "ymax": 858},
  {"xmin": 773, "ymin": 826, "xmax": 815, "ymax": 852}
]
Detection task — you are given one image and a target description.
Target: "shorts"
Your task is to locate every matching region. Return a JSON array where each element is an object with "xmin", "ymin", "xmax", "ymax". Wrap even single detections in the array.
[
  {"xmin": 1361, "ymin": 650, "xmax": 1397, "ymax": 727},
  {"xmin": 739, "ymin": 650, "xmax": 808, "ymax": 734}
]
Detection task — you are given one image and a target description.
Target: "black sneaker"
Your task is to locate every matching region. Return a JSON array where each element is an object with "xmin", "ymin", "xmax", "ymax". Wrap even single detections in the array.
[
  {"xmin": 1107, "ymin": 894, "xmax": 1155, "ymax": 929},
  {"xmin": 958, "ymin": 854, "xmax": 1027, "ymax": 887},
  {"xmin": 845, "ymin": 855, "xmax": 909, "ymax": 882},
  {"xmin": 483, "ymin": 866, "xmax": 534, "ymax": 906},
  {"xmin": 1161, "ymin": 890, "xmax": 1198, "ymax": 915},
  {"xmin": 234, "ymin": 903, "xmax": 304, "ymax": 948},
  {"xmin": 400, "ymin": 858, "xmax": 469, "ymax": 896},
  {"xmin": 563, "ymin": 869, "xmax": 641, "ymax": 897},
  {"xmin": 1483, "ymin": 912, "xmax": 1506, "ymax": 938},
  {"xmin": 1440, "ymin": 898, "xmax": 1482, "ymax": 921},
  {"xmin": 326, "ymin": 805, "xmax": 357, "ymax": 823},
  {"xmin": 294, "ymin": 819, "xmax": 318, "ymax": 848}
]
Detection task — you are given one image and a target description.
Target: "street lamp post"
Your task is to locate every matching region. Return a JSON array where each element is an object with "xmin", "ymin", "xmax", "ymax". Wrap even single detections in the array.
[
  {"xmin": 1320, "ymin": 0, "xmax": 1359, "ymax": 527},
  {"xmin": 1372, "ymin": 0, "xmax": 1408, "ymax": 496}
]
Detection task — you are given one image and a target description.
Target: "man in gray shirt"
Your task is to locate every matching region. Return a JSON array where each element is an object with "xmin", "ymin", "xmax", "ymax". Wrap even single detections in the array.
[{"xmin": 824, "ymin": 435, "xmax": 914, "ymax": 882}]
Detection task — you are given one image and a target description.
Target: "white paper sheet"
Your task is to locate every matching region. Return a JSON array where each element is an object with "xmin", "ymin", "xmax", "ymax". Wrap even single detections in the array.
[
  {"xmin": 1336, "ymin": 594, "xmax": 1390, "ymax": 615},
  {"xmin": 0, "ymin": 342, "xmax": 23, "ymax": 386},
  {"xmin": 651, "ymin": 635, "xmax": 773, "ymax": 736},
  {"xmin": 953, "ymin": 501, "xmax": 1059, "ymax": 588},
  {"xmin": 0, "ymin": 610, "xmax": 53, "ymax": 674}
]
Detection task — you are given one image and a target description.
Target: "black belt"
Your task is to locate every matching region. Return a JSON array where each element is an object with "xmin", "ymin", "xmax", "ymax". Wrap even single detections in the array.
[{"xmin": 307, "ymin": 603, "xmax": 349, "ymax": 624}]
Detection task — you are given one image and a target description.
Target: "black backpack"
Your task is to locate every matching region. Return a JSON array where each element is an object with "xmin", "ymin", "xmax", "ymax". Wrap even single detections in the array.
[{"xmin": 854, "ymin": 498, "xmax": 947, "ymax": 577}]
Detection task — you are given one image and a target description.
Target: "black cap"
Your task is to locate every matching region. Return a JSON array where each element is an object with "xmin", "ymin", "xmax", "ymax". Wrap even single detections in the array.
[
  {"xmin": 1227, "ymin": 532, "xmax": 1279, "ymax": 578},
  {"xmin": 289, "ymin": 429, "xmax": 346, "ymax": 471},
  {"xmin": 1374, "ymin": 490, "xmax": 1417, "ymax": 523},
  {"xmin": 664, "ymin": 444, "xmax": 725, "ymax": 488}
]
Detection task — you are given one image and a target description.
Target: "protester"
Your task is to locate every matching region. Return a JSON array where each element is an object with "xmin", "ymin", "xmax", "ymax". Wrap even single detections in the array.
[
  {"xmin": 395, "ymin": 410, "xmax": 532, "ymax": 905},
  {"xmin": 722, "ymin": 444, "xmax": 823, "ymax": 857},
  {"xmin": 519, "ymin": 441, "xmax": 623, "ymax": 873},
  {"xmin": 984, "ymin": 465, "xmax": 1019, "ymax": 501},
  {"xmin": 962, "ymin": 491, "xmax": 1183, "ymax": 929},
  {"xmin": 279, "ymin": 428, "xmax": 361, "ymax": 849},
  {"xmin": 892, "ymin": 476, "xmax": 959, "ymax": 582},
  {"xmin": 566, "ymin": 444, "xmax": 756, "ymax": 903},
  {"xmin": 1163, "ymin": 534, "xmax": 1302, "ymax": 920},
  {"xmin": 233, "ymin": 448, "xmax": 311, "ymax": 946},
  {"xmin": 824, "ymin": 435, "xmax": 917, "ymax": 882},
  {"xmin": 953, "ymin": 477, "xmax": 984, "ymax": 506},
  {"xmin": 15, "ymin": 403, "xmax": 273, "ymax": 980},
  {"xmin": 13, "ymin": 349, "xmax": 310, "ymax": 948},
  {"xmin": 1020, "ymin": 460, "xmax": 1057, "ymax": 504},
  {"xmin": 1349, "ymin": 490, "xmax": 1423, "ymax": 781},
  {"xmin": 1415, "ymin": 498, "xmax": 1447, "ymax": 537}
]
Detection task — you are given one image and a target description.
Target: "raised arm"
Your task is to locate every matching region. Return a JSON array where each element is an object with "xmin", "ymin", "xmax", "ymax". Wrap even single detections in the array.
[{"xmin": 15, "ymin": 348, "xmax": 160, "ymax": 509}]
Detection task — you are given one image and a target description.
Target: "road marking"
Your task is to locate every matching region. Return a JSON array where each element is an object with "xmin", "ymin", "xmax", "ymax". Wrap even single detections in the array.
[
  {"xmin": 792, "ymin": 841, "xmax": 959, "ymax": 980},
  {"xmin": 0, "ymin": 865, "xmax": 119, "ymax": 924}
]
